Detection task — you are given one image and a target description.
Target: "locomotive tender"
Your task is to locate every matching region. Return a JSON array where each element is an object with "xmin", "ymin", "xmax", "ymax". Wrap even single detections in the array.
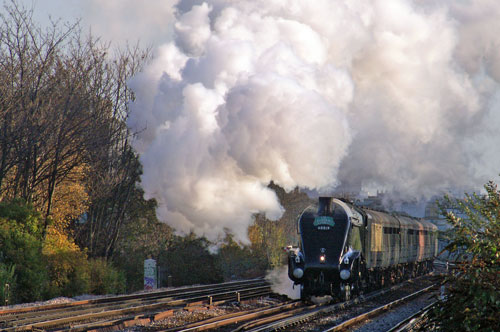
[{"xmin": 287, "ymin": 197, "xmax": 438, "ymax": 300}]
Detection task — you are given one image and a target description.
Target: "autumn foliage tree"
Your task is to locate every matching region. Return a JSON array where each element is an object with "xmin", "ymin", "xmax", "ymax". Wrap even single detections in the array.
[
  {"xmin": 421, "ymin": 181, "xmax": 500, "ymax": 331},
  {"xmin": 0, "ymin": 1, "xmax": 147, "ymax": 301},
  {"xmin": 0, "ymin": 0, "xmax": 150, "ymax": 246}
]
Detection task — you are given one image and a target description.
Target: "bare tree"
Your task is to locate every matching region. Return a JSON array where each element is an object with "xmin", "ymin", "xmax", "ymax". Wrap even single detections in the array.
[
  {"xmin": 73, "ymin": 44, "xmax": 151, "ymax": 259},
  {"xmin": 0, "ymin": 0, "xmax": 78, "ymax": 209},
  {"xmin": 0, "ymin": 1, "xmax": 151, "ymax": 247}
]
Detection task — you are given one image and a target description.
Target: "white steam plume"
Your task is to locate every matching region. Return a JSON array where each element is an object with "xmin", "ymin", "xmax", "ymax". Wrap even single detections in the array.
[
  {"xmin": 266, "ymin": 266, "xmax": 300, "ymax": 300},
  {"xmin": 129, "ymin": 0, "xmax": 500, "ymax": 242}
]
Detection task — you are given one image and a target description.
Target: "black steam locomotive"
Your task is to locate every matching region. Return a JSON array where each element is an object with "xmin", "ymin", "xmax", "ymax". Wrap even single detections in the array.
[{"xmin": 287, "ymin": 197, "xmax": 437, "ymax": 300}]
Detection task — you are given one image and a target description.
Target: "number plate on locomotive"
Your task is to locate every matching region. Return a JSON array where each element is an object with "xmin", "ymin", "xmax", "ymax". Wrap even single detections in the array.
[{"xmin": 313, "ymin": 216, "xmax": 335, "ymax": 228}]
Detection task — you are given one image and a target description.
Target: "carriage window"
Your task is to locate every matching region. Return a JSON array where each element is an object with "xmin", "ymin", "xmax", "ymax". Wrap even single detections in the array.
[{"xmin": 384, "ymin": 227, "xmax": 400, "ymax": 234}]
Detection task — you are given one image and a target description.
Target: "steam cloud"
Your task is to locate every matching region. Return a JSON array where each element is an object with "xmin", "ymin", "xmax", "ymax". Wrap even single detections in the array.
[
  {"xmin": 128, "ymin": 0, "xmax": 500, "ymax": 242},
  {"xmin": 266, "ymin": 266, "xmax": 300, "ymax": 300}
]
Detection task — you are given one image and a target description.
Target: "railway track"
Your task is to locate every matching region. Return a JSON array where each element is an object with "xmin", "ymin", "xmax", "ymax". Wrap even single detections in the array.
[
  {"xmin": 385, "ymin": 300, "xmax": 437, "ymax": 332},
  {"xmin": 161, "ymin": 273, "xmax": 442, "ymax": 332},
  {"xmin": 2, "ymin": 274, "xmax": 443, "ymax": 331},
  {"xmin": 0, "ymin": 278, "xmax": 271, "ymax": 332},
  {"xmin": 321, "ymin": 284, "xmax": 437, "ymax": 332}
]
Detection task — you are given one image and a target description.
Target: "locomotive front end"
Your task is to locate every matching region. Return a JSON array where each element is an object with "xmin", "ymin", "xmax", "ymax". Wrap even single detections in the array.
[{"xmin": 287, "ymin": 196, "xmax": 363, "ymax": 300}]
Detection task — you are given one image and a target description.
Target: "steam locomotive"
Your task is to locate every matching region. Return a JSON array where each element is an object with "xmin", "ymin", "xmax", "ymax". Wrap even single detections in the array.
[{"xmin": 287, "ymin": 197, "xmax": 438, "ymax": 300}]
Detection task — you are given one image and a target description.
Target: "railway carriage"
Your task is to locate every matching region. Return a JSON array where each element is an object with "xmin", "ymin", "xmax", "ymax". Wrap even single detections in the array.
[{"xmin": 287, "ymin": 196, "xmax": 438, "ymax": 300}]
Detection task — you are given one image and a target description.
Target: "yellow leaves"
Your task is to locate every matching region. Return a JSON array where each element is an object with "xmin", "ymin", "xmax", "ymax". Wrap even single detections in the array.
[
  {"xmin": 42, "ymin": 225, "xmax": 83, "ymax": 256},
  {"xmin": 248, "ymin": 215, "xmax": 288, "ymax": 269},
  {"xmin": 248, "ymin": 223, "xmax": 264, "ymax": 245},
  {"xmin": 49, "ymin": 165, "xmax": 89, "ymax": 232},
  {"xmin": 42, "ymin": 225, "xmax": 89, "ymax": 291}
]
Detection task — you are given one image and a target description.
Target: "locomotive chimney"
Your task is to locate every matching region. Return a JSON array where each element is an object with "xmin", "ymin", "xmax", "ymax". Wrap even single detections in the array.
[{"xmin": 318, "ymin": 197, "xmax": 333, "ymax": 216}]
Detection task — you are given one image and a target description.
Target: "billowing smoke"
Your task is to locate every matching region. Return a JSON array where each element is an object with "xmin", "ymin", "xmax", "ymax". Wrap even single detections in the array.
[{"xmin": 128, "ymin": 0, "xmax": 500, "ymax": 242}]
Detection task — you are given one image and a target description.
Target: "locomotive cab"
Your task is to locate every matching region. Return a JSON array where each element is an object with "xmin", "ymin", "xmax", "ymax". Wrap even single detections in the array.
[{"xmin": 288, "ymin": 197, "xmax": 364, "ymax": 300}]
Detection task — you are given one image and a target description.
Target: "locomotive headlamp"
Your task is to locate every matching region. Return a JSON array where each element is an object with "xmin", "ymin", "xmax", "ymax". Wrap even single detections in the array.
[
  {"xmin": 293, "ymin": 268, "xmax": 304, "ymax": 279},
  {"xmin": 319, "ymin": 254, "xmax": 326, "ymax": 263},
  {"xmin": 340, "ymin": 269, "xmax": 351, "ymax": 280}
]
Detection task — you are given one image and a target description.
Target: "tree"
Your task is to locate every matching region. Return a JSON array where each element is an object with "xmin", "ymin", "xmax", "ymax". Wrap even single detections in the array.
[
  {"xmin": 72, "ymin": 44, "xmax": 150, "ymax": 260},
  {"xmin": 216, "ymin": 230, "xmax": 267, "ymax": 280},
  {"xmin": 0, "ymin": 1, "xmax": 152, "ymax": 259},
  {"xmin": 421, "ymin": 181, "xmax": 500, "ymax": 331},
  {"xmin": 113, "ymin": 195, "xmax": 174, "ymax": 292},
  {"xmin": 248, "ymin": 214, "xmax": 288, "ymax": 269},
  {"xmin": 159, "ymin": 233, "xmax": 223, "ymax": 287}
]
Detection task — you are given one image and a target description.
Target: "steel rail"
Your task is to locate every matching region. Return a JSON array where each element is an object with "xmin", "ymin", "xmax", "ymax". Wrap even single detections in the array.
[
  {"xmin": 234, "ymin": 274, "xmax": 441, "ymax": 332},
  {"xmin": 163, "ymin": 277, "xmax": 426, "ymax": 332},
  {"xmin": 322, "ymin": 284, "xmax": 437, "ymax": 332},
  {"xmin": 0, "ymin": 278, "xmax": 266, "ymax": 316},
  {"xmin": 0, "ymin": 284, "xmax": 270, "ymax": 327},
  {"xmin": 58, "ymin": 288, "xmax": 274, "ymax": 332},
  {"xmin": 385, "ymin": 300, "xmax": 437, "ymax": 332},
  {"xmin": 0, "ymin": 279, "xmax": 270, "ymax": 331},
  {"xmin": 167, "ymin": 301, "xmax": 303, "ymax": 332},
  {"xmin": 5, "ymin": 287, "xmax": 271, "ymax": 332}
]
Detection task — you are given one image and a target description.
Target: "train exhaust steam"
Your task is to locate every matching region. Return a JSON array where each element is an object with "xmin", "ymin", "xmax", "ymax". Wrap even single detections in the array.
[
  {"xmin": 128, "ymin": 0, "xmax": 500, "ymax": 242},
  {"xmin": 266, "ymin": 266, "xmax": 300, "ymax": 300}
]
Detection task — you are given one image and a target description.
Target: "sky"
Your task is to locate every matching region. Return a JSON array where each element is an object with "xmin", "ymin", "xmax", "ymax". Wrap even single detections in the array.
[
  {"xmin": 9, "ymin": 0, "xmax": 500, "ymax": 242},
  {"xmin": 14, "ymin": 0, "xmax": 176, "ymax": 47}
]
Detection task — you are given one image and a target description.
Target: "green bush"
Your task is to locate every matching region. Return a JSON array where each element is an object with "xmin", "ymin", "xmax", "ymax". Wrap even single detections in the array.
[
  {"xmin": 421, "ymin": 181, "xmax": 500, "ymax": 331},
  {"xmin": 42, "ymin": 226, "xmax": 91, "ymax": 298},
  {"xmin": 44, "ymin": 249, "xmax": 90, "ymax": 298},
  {"xmin": 0, "ymin": 201, "xmax": 49, "ymax": 303},
  {"xmin": 0, "ymin": 263, "xmax": 16, "ymax": 305},
  {"xmin": 89, "ymin": 258, "xmax": 126, "ymax": 295},
  {"xmin": 0, "ymin": 199, "xmax": 43, "ymax": 237},
  {"xmin": 0, "ymin": 200, "xmax": 131, "ymax": 302},
  {"xmin": 113, "ymin": 252, "xmax": 142, "ymax": 292}
]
